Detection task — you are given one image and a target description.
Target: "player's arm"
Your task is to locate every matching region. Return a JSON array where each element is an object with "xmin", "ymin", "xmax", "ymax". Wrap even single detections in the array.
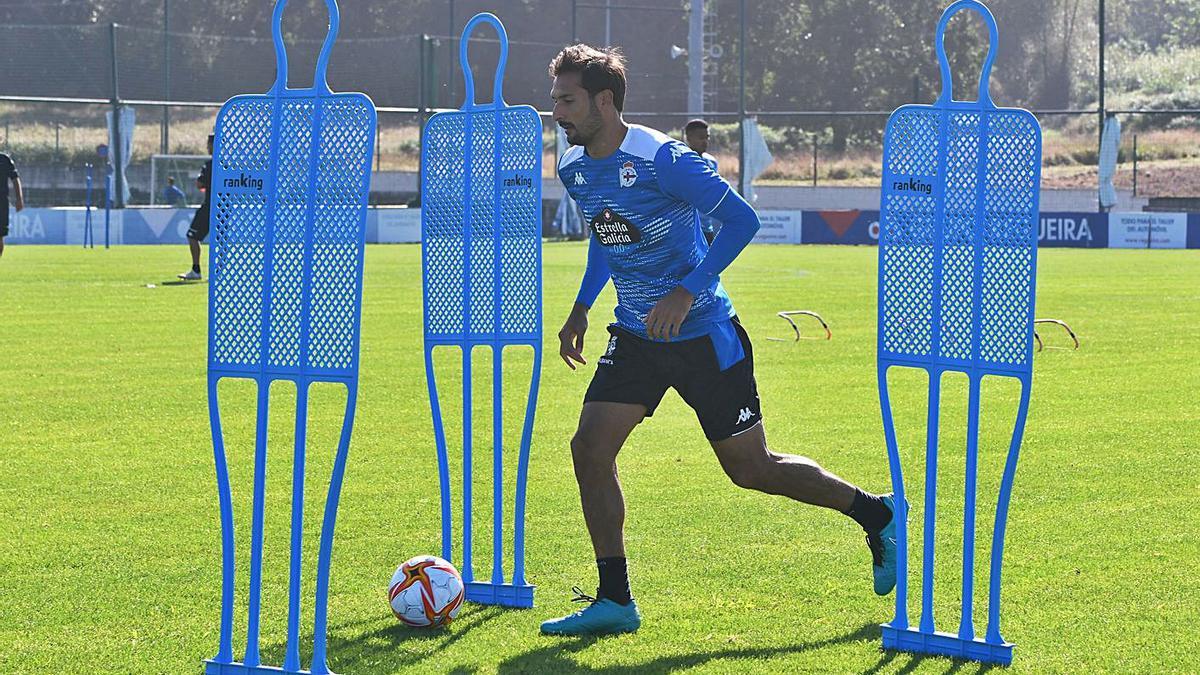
[
  {"xmin": 705, "ymin": 155, "xmax": 722, "ymax": 225},
  {"xmin": 11, "ymin": 175, "xmax": 23, "ymax": 212},
  {"xmin": 560, "ymin": 233, "xmax": 611, "ymax": 370},
  {"xmin": 645, "ymin": 144, "xmax": 760, "ymax": 340}
]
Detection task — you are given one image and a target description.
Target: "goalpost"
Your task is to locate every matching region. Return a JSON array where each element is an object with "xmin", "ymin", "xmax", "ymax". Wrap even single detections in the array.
[{"xmin": 149, "ymin": 154, "xmax": 210, "ymax": 206}]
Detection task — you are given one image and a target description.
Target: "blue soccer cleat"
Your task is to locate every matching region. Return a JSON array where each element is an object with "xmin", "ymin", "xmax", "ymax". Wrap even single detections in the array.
[
  {"xmin": 867, "ymin": 494, "xmax": 899, "ymax": 596},
  {"xmin": 540, "ymin": 587, "xmax": 642, "ymax": 636}
]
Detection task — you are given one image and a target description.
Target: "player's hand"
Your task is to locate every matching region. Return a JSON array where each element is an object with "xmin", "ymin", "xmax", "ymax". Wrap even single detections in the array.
[
  {"xmin": 13, "ymin": 201, "xmax": 23, "ymax": 212},
  {"xmin": 645, "ymin": 286, "xmax": 694, "ymax": 342},
  {"xmin": 558, "ymin": 303, "xmax": 590, "ymax": 370}
]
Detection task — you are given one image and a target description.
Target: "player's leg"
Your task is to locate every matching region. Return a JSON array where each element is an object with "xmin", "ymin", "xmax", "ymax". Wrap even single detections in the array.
[
  {"xmin": 180, "ymin": 207, "xmax": 209, "ymax": 280},
  {"xmin": 710, "ymin": 423, "xmax": 856, "ymax": 509},
  {"xmin": 179, "ymin": 237, "xmax": 202, "ymax": 280},
  {"xmin": 0, "ymin": 235, "xmax": 5, "ymax": 259},
  {"xmin": 541, "ymin": 401, "xmax": 646, "ymax": 636},
  {"xmin": 542, "ymin": 328, "xmax": 667, "ymax": 636},
  {"xmin": 710, "ymin": 426, "xmax": 898, "ymax": 595},
  {"xmin": 571, "ymin": 401, "xmax": 645, "ymax": 561},
  {"xmin": 677, "ymin": 319, "xmax": 899, "ymax": 595}
]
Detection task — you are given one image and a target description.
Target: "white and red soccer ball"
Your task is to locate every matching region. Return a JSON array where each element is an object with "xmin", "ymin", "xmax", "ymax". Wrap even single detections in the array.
[{"xmin": 388, "ymin": 555, "xmax": 465, "ymax": 628}]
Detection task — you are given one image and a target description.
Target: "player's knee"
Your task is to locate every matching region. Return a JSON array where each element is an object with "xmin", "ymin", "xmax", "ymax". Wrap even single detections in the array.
[
  {"xmin": 570, "ymin": 432, "xmax": 612, "ymax": 476},
  {"xmin": 723, "ymin": 457, "xmax": 771, "ymax": 492}
]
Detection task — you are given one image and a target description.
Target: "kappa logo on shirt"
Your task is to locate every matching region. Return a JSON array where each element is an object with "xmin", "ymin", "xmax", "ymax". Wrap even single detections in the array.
[
  {"xmin": 590, "ymin": 208, "xmax": 642, "ymax": 246},
  {"xmin": 574, "ymin": 172, "xmax": 586, "ymax": 186},
  {"xmin": 669, "ymin": 144, "xmax": 686, "ymax": 163},
  {"xmin": 619, "ymin": 161, "xmax": 638, "ymax": 188}
]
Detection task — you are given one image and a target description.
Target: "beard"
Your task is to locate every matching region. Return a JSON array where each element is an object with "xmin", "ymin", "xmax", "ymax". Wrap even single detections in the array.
[
  {"xmin": 561, "ymin": 104, "xmax": 603, "ymax": 146},
  {"xmin": 566, "ymin": 127, "xmax": 595, "ymax": 147}
]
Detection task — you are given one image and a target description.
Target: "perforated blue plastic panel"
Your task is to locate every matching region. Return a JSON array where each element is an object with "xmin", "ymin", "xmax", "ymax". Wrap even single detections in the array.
[
  {"xmin": 876, "ymin": 1, "xmax": 1040, "ymax": 666},
  {"xmin": 879, "ymin": 54, "xmax": 1039, "ymax": 370},
  {"xmin": 205, "ymin": 2, "xmax": 375, "ymax": 674},
  {"xmin": 423, "ymin": 110, "xmax": 542, "ymax": 341},
  {"xmin": 421, "ymin": 13, "xmax": 542, "ymax": 609},
  {"xmin": 210, "ymin": 97, "xmax": 372, "ymax": 378}
]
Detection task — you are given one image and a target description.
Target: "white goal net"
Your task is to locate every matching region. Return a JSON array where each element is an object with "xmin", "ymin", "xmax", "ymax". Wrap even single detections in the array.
[{"xmin": 149, "ymin": 154, "xmax": 210, "ymax": 206}]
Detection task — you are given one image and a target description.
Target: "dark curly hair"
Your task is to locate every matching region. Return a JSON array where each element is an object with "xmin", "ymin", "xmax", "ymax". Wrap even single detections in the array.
[{"xmin": 549, "ymin": 44, "xmax": 627, "ymax": 112}]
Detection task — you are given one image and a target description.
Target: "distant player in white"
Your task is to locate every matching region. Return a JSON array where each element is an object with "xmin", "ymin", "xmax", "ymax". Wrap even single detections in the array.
[{"xmin": 540, "ymin": 44, "xmax": 899, "ymax": 637}]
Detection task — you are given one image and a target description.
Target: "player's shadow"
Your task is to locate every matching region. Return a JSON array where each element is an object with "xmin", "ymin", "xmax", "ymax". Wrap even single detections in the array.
[
  {"xmin": 331, "ymin": 604, "xmax": 505, "ymax": 671},
  {"xmin": 491, "ymin": 621, "xmax": 880, "ymax": 674},
  {"xmin": 256, "ymin": 605, "xmax": 505, "ymax": 672},
  {"xmin": 314, "ymin": 617, "xmax": 879, "ymax": 673},
  {"xmin": 860, "ymin": 647, "xmax": 1004, "ymax": 675},
  {"xmin": 296, "ymin": 616, "xmax": 1002, "ymax": 674}
]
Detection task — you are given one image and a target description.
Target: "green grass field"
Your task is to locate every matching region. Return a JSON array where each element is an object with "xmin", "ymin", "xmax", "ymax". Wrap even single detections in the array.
[{"xmin": 1, "ymin": 243, "xmax": 1197, "ymax": 674}]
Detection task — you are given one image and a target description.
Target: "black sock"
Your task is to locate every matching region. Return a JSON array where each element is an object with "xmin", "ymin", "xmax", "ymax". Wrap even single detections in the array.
[
  {"xmin": 846, "ymin": 489, "xmax": 892, "ymax": 532},
  {"xmin": 192, "ymin": 264, "xmax": 201, "ymax": 273},
  {"xmin": 596, "ymin": 557, "xmax": 631, "ymax": 605}
]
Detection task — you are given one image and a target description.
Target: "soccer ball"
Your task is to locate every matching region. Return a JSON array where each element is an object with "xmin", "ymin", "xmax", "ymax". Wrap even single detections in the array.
[{"xmin": 387, "ymin": 555, "xmax": 465, "ymax": 628}]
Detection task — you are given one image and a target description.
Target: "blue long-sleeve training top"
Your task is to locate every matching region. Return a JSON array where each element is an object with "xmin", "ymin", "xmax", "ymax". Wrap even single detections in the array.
[{"xmin": 562, "ymin": 124, "xmax": 760, "ymax": 347}]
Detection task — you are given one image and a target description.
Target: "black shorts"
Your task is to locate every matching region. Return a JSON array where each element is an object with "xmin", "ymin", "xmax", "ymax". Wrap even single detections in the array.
[
  {"xmin": 186, "ymin": 205, "xmax": 211, "ymax": 242},
  {"xmin": 584, "ymin": 319, "xmax": 763, "ymax": 441}
]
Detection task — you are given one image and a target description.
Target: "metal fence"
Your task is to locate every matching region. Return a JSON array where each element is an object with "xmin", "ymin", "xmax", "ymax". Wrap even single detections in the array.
[{"xmin": 1, "ymin": 1, "xmax": 1198, "ymax": 209}]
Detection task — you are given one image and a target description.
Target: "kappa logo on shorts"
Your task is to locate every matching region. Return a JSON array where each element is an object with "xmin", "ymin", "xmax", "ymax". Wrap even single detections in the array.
[
  {"xmin": 736, "ymin": 407, "xmax": 754, "ymax": 424},
  {"xmin": 598, "ymin": 334, "xmax": 617, "ymax": 365},
  {"xmin": 589, "ymin": 208, "xmax": 642, "ymax": 246}
]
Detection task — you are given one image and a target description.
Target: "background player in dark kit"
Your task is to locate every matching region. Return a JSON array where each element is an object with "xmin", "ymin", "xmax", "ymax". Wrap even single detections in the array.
[
  {"xmin": 0, "ymin": 152, "xmax": 26, "ymax": 260},
  {"xmin": 179, "ymin": 134, "xmax": 214, "ymax": 281}
]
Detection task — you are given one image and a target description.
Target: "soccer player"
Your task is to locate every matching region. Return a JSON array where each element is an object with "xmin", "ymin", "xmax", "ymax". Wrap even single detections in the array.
[
  {"xmin": 178, "ymin": 134, "xmax": 213, "ymax": 281},
  {"xmin": 0, "ymin": 151, "xmax": 25, "ymax": 260},
  {"xmin": 684, "ymin": 118, "xmax": 720, "ymax": 243},
  {"xmin": 540, "ymin": 44, "xmax": 898, "ymax": 636}
]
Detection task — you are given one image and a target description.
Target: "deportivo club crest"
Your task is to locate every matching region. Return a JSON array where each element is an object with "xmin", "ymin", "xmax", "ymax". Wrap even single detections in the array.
[{"xmin": 619, "ymin": 161, "xmax": 638, "ymax": 188}]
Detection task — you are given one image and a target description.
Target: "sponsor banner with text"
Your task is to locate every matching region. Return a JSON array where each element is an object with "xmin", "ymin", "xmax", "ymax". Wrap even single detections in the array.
[
  {"xmin": 798, "ymin": 210, "xmax": 1115, "ymax": 248},
  {"xmin": 6, "ymin": 207, "xmax": 1198, "ymax": 249},
  {"xmin": 752, "ymin": 210, "xmax": 803, "ymax": 244},
  {"xmin": 374, "ymin": 208, "xmax": 421, "ymax": 243},
  {"xmin": 1039, "ymin": 212, "xmax": 1108, "ymax": 247},
  {"xmin": 1108, "ymin": 212, "xmax": 1188, "ymax": 249}
]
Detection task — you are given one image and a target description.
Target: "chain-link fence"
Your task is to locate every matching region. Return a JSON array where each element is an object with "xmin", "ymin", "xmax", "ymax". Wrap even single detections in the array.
[{"xmin": 2, "ymin": 0, "xmax": 1198, "ymax": 210}]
